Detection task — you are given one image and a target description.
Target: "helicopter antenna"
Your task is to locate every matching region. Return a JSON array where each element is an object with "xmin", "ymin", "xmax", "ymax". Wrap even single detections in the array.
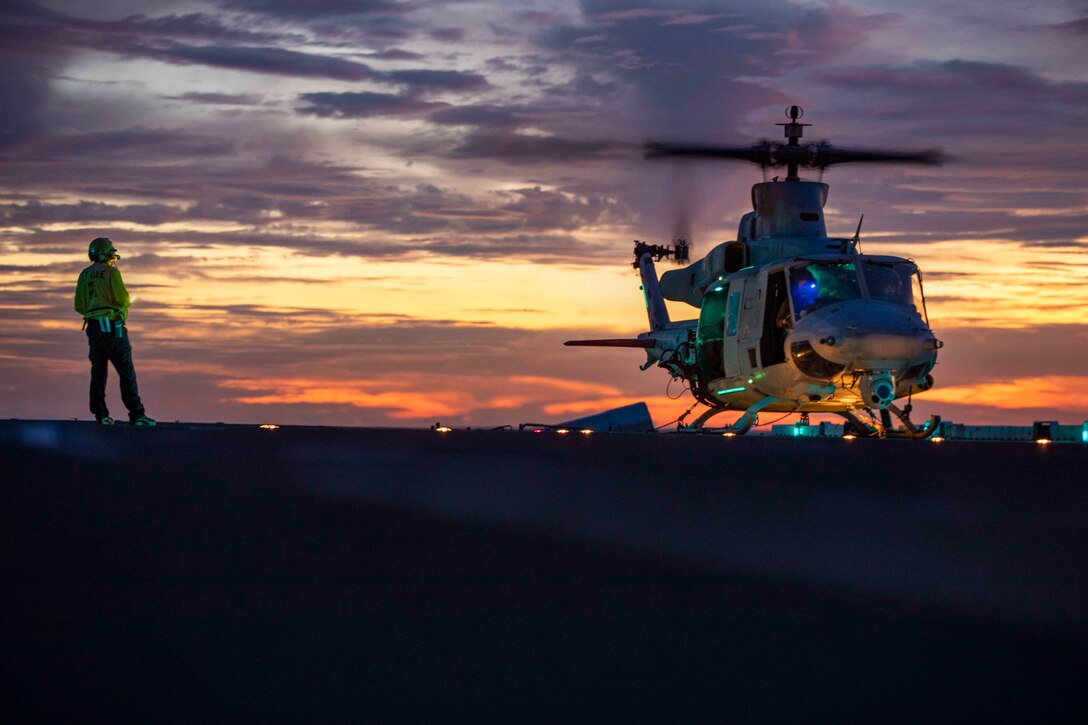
[{"xmin": 852, "ymin": 213, "xmax": 865, "ymax": 251}]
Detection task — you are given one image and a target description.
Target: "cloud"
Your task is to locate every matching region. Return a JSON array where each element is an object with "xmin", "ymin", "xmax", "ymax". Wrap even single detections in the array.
[
  {"xmin": 928, "ymin": 325, "xmax": 1088, "ymax": 383},
  {"xmin": 360, "ymin": 47, "xmax": 423, "ymax": 60},
  {"xmin": 0, "ymin": 5, "xmax": 293, "ymax": 55},
  {"xmin": 297, "ymin": 91, "xmax": 445, "ymax": 118},
  {"xmin": 593, "ymin": 9, "xmax": 674, "ymax": 22},
  {"xmin": 143, "ymin": 43, "xmax": 377, "ymax": 81},
  {"xmin": 497, "ymin": 186, "xmax": 615, "ymax": 231},
  {"xmin": 1046, "ymin": 16, "xmax": 1088, "ymax": 34},
  {"xmin": 0, "ymin": 4, "xmax": 478, "ymax": 88},
  {"xmin": 216, "ymin": 0, "xmax": 419, "ymax": 42},
  {"xmin": 429, "ymin": 27, "xmax": 466, "ymax": 42},
  {"xmin": 382, "ymin": 68, "xmax": 490, "ymax": 93},
  {"xmin": 427, "ymin": 104, "xmax": 522, "ymax": 130},
  {"xmin": 803, "ymin": 60, "xmax": 1088, "ymax": 145},
  {"xmin": 12, "ymin": 127, "xmax": 240, "ymax": 162},
  {"xmin": 221, "ymin": 378, "xmax": 471, "ymax": 419},
  {"xmin": 661, "ymin": 14, "xmax": 726, "ymax": 26},
  {"xmin": 217, "ymin": 0, "xmax": 406, "ymax": 20},
  {"xmin": 537, "ymin": 0, "xmax": 894, "ymax": 138},
  {"xmin": 102, "ymin": 12, "xmax": 290, "ymax": 44},
  {"xmin": 0, "ymin": 200, "xmax": 182, "ymax": 227},
  {"xmin": 446, "ymin": 130, "xmax": 634, "ymax": 165},
  {"xmin": 112, "ymin": 40, "xmax": 491, "ymax": 88},
  {"xmin": 0, "ymin": 58, "xmax": 51, "ymax": 149},
  {"xmin": 922, "ymin": 376, "xmax": 1088, "ymax": 413},
  {"xmin": 162, "ymin": 92, "xmax": 265, "ymax": 106}
]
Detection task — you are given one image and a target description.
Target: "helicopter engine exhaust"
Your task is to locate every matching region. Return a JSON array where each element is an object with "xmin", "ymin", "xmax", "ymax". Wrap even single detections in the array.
[{"xmin": 860, "ymin": 371, "xmax": 897, "ymax": 409}]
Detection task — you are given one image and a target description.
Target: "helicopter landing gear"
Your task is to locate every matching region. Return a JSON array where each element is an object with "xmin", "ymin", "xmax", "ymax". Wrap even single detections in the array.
[
  {"xmin": 887, "ymin": 403, "xmax": 941, "ymax": 439},
  {"xmin": 839, "ymin": 404, "xmax": 941, "ymax": 439},
  {"xmin": 679, "ymin": 396, "xmax": 793, "ymax": 435},
  {"xmin": 840, "ymin": 410, "xmax": 882, "ymax": 438}
]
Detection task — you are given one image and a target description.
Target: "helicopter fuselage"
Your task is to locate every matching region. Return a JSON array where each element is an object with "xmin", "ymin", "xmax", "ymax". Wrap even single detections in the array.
[
  {"xmin": 567, "ymin": 109, "xmax": 946, "ymax": 434},
  {"xmin": 630, "ymin": 183, "xmax": 941, "ymax": 429},
  {"xmin": 675, "ymin": 250, "xmax": 939, "ymax": 415}
]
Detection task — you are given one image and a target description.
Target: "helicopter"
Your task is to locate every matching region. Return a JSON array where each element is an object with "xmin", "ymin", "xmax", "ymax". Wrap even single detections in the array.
[{"xmin": 566, "ymin": 106, "xmax": 945, "ymax": 437}]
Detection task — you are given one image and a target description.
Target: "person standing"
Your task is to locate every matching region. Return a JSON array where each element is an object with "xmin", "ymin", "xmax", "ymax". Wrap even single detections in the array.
[{"xmin": 74, "ymin": 237, "xmax": 156, "ymax": 426}]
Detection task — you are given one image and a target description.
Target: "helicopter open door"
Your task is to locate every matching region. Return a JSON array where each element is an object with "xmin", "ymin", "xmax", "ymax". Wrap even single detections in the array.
[
  {"xmin": 695, "ymin": 283, "xmax": 729, "ymax": 378},
  {"xmin": 760, "ymin": 269, "xmax": 789, "ymax": 368}
]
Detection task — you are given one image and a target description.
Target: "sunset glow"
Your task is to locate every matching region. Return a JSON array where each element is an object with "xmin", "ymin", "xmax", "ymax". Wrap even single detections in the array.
[{"xmin": 3, "ymin": 0, "xmax": 1087, "ymax": 428}]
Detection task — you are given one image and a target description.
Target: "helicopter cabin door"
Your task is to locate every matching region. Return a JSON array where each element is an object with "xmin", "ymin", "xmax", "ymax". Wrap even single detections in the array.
[
  {"xmin": 723, "ymin": 274, "xmax": 761, "ymax": 377},
  {"xmin": 695, "ymin": 283, "xmax": 729, "ymax": 379},
  {"xmin": 736, "ymin": 274, "xmax": 764, "ymax": 375},
  {"xmin": 759, "ymin": 270, "xmax": 789, "ymax": 368}
]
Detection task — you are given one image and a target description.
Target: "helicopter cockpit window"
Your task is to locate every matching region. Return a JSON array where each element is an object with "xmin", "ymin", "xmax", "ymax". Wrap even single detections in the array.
[
  {"xmin": 788, "ymin": 261, "xmax": 861, "ymax": 318},
  {"xmin": 862, "ymin": 260, "xmax": 923, "ymax": 315}
]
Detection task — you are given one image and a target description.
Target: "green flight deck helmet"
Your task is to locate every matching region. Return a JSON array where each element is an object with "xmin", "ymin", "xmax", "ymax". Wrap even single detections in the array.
[{"xmin": 88, "ymin": 237, "xmax": 119, "ymax": 263}]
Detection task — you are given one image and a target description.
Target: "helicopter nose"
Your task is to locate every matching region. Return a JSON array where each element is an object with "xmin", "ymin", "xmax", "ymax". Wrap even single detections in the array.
[
  {"xmin": 793, "ymin": 300, "xmax": 939, "ymax": 372},
  {"xmin": 842, "ymin": 332, "xmax": 934, "ymax": 365}
]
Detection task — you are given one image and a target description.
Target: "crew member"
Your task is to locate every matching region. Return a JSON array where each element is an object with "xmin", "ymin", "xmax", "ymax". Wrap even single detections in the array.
[{"xmin": 74, "ymin": 237, "xmax": 156, "ymax": 426}]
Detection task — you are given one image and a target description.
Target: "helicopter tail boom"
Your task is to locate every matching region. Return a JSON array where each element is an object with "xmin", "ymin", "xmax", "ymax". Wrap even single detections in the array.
[
  {"xmin": 563, "ymin": 339, "xmax": 655, "ymax": 348},
  {"xmin": 634, "ymin": 243, "xmax": 672, "ymax": 331}
]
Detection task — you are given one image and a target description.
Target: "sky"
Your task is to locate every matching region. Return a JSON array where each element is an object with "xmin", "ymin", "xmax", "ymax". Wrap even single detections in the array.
[{"xmin": 2, "ymin": 0, "xmax": 1087, "ymax": 429}]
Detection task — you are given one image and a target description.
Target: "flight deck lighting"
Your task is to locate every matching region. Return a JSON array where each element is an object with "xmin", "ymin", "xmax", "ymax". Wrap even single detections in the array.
[{"xmin": 1032, "ymin": 421, "xmax": 1056, "ymax": 444}]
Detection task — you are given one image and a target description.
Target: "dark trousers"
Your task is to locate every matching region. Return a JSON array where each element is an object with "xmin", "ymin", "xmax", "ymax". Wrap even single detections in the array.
[{"xmin": 86, "ymin": 323, "xmax": 145, "ymax": 422}]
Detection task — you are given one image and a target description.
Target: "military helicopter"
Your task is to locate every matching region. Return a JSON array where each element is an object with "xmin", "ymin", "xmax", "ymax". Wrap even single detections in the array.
[{"xmin": 566, "ymin": 106, "xmax": 945, "ymax": 437}]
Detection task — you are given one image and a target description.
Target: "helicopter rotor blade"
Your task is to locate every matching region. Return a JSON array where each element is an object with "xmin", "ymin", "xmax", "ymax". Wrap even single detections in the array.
[
  {"xmin": 644, "ymin": 141, "xmax": 776, "ymax": 166},
  {"xmin": 810, "ymin": 144, "xmax": 948, "ymax": 168},
  {"xmin": 645, "ymin": 140, "xmax": 946, "ymax": 169}
]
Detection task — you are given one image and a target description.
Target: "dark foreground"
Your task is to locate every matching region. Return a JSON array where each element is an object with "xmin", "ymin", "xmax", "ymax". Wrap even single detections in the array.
[{"xmin": 2, "ymin": 420, "xmax": 1086, "ymax": 721}]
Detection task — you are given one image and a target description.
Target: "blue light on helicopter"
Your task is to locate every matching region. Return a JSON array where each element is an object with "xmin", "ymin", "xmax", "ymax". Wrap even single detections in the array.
[{"xmin": 793, "ymin": 279, "xmax": 818, "ymax": 309}]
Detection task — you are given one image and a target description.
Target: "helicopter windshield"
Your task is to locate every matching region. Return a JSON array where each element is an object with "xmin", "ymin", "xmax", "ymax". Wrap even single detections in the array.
[
  {"xmin": 862, "ymin": 260, "xmax": 924, "ymax": 314},
  {"xmin": 788, "ymin": 261, "xmax": 862, "ymax": 318}
]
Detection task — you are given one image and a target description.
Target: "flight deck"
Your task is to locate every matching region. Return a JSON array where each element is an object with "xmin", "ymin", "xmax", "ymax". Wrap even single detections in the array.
[{"xmin": 2, "ymin": 419, "xmax": 1085, "ymax": 720}]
